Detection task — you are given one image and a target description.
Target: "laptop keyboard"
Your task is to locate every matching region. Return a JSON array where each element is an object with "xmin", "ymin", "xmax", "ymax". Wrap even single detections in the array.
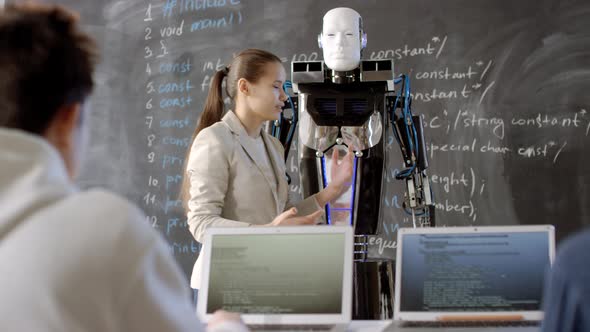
[
  {"xmin": 402, "ymin": 320, "xmax": 540, "ymax": 328},
  {"xmin": 248, "ymin": 324, "xmax": 335, "ymax": 331}
]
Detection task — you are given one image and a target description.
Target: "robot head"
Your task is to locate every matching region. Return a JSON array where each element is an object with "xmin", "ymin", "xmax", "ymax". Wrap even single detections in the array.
[{"xmin": 318, "ymin": 7, "xmax": 366, "ymax": 72}]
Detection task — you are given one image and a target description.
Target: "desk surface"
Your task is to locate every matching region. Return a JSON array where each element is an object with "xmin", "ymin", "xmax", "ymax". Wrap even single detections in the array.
[{"xmin": 350, "ymin": 321, "xmax": 539, "ymax": 332}]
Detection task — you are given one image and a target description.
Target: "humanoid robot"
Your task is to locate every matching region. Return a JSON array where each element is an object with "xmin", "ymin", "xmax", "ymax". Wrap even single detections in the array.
[{"xmin": 271, "ymin": 7, "xmax": 435, "ymax": 319}]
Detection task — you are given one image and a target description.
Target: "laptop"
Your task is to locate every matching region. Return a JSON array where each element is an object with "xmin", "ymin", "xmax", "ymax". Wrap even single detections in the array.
[
  {"xmin": 394, "ymin": 225, "xmax": 555, "ymax": 326},
  {"xmin": 197, "ymin": 226, "xmax": 353, "ymax": 331}
]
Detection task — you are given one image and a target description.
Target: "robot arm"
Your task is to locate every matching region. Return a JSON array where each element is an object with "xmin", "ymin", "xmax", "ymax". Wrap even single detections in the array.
[
  {"xmin": 267, "ymin": 80, "xmax": 299, "ymax": 185},
  {"xmin": 269, "ymin": 80, "xmax": 298, "ymax": 162},
  {"xmin": 389, "ymin": 75, "xmax": 435, "ymax": 227}
]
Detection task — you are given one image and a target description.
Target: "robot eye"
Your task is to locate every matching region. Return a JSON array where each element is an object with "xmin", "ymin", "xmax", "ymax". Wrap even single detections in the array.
[{"xmin": 327, "ymin": 33, "xmax": 335, "ymax": 37}]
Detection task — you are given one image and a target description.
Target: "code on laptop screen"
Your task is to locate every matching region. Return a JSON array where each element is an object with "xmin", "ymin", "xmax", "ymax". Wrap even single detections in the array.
[
  {"xmin": 206, "ymin": 233, "xmax": 345, "ymax": 314},
  {"xmin": 400, "ymin": 232, "xmax": 550, "ymax": 312}
]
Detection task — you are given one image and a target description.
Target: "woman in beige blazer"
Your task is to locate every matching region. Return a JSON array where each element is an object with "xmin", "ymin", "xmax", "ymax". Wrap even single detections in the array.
[{"xmin": 183, "ymin": 49, "xmax": 354, "ymax": 289}]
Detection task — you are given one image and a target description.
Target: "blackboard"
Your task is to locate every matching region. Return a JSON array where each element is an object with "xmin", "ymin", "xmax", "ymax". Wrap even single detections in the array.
[{"xmin": 10, "ymin": 0, "xmax": 590, "ymax": 278}]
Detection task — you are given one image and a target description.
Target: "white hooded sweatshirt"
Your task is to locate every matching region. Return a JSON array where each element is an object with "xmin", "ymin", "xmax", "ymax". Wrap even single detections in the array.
[{"xmin": 0, "ymin": 128, "xmax": 247, "ymax": 332}]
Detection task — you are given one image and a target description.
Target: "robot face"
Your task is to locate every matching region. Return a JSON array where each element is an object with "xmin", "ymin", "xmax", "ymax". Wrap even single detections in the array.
[{"xmin": 320, "ymin": 8, "xmax": 363, "ymax": 72}]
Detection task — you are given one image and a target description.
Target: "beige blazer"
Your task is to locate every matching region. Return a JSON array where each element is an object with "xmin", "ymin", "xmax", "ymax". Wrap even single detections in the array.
[{"xmin": 186, "ymin": 111, "xmax": 321, "ymax": 288}]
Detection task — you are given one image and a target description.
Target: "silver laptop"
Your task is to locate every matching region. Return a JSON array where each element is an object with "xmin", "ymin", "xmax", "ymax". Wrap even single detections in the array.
[
  {"xmin": 197, "ymin": 226, "xmax": 353, "ymax": 331},
  {"xmin": 394, "ymin": 225, "xmax": 555, "ymax": 325}
]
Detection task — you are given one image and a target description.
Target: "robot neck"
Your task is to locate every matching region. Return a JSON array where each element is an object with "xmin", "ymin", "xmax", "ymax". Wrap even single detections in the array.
[{"xmin": 326, "ymin": 67, "xmax": 361, "ymax": 84}]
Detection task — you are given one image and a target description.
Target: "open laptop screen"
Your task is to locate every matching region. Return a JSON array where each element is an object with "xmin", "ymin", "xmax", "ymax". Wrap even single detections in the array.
[
  {"xmin": 400, "ymin": 231, "xmax": 551, "ymax": 312},
  {"xmin": 206, "ymin": 233, "xmax": 345, "ymax": 314}
]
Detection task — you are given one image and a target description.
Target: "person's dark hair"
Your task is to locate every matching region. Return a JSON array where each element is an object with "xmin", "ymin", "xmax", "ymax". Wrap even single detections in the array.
[
  {"xmin": 181, "ymin": 48, "xmax": 282, "ymax": 210},
  {"xmin": 0, "ymin": 3, "xmax": 97, "ymax": 134}
]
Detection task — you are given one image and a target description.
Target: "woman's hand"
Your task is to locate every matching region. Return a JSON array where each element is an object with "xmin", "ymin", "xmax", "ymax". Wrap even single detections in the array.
[
  {"xmin": 315, "ymin": 145, "xmax": 355, "ymax": 206},
  {"xmin": 329, "ymin": 145, "xmax": 355, "ymax": 196},
  {"xmin": 267, "ymin": 207, "xmax": 323, "ymax": 226}
]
